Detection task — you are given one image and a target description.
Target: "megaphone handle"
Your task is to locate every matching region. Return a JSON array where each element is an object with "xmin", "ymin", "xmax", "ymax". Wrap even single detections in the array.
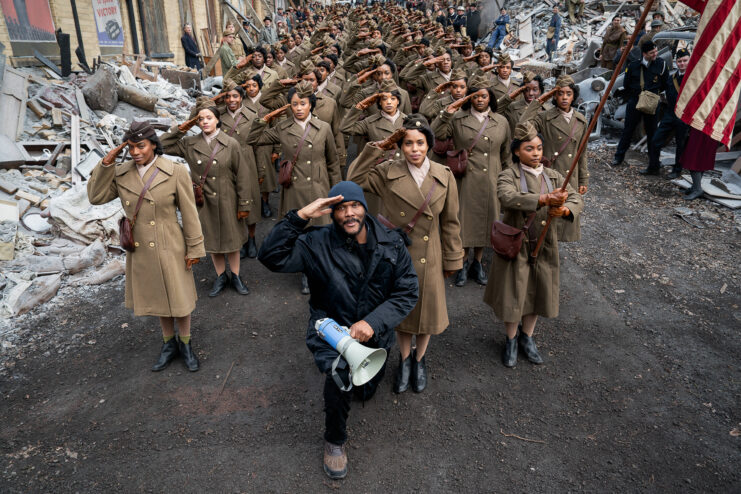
[{"xmin": 330, "ymin": 354, "xmax": 353, "ymax": 392}]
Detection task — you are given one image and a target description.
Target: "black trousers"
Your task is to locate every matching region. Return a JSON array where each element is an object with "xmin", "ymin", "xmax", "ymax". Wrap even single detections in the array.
[
  {"xmin": 614, "ymin": 99, "xmax": 659, "ymax": 163},
  {"xmin": 323, "ymin": 360, "xmax": 387, "ymax": 445},
  {"xmin": 648, "ymin": 111, "xmax": 690, "ymax": 170}
]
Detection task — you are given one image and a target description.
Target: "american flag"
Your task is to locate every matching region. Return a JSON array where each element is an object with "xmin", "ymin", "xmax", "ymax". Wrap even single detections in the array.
[{"xmin": 674, "ymin": 0, "xmax": 741, "ymax": 147}]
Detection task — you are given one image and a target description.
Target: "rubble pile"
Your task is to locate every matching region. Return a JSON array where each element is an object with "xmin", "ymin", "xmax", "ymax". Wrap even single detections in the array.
[{"xmin": 0, "ymin": 59, "xmax": 207, "ymax": 318}]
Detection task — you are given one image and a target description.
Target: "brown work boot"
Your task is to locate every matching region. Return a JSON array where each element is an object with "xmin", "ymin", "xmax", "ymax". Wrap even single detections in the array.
[{"xmin": 323, "ymin": 441, "xmax": 348, "ymax": 479}]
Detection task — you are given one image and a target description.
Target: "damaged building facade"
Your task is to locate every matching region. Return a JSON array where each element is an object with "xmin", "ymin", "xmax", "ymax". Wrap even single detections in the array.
[{"xmin": 0, "ymin": 0, "xmax": 274, "ymax": 68}]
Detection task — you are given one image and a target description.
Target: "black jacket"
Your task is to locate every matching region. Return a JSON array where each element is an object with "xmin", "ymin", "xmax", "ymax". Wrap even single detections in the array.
[
  {"xmin": 623, "ymin": 57, "xmax": 670, "ymax": 100},
  {"xmin": 467, "ymin": 10, "xmax": 481, "ymax": 40},
  {"xmin": 258, "ymin": 211, "xmax": 419, "ymax": 374},
  {"xmin": 181, "ymin": 34, "xmax": 202, "ymax": 70}
]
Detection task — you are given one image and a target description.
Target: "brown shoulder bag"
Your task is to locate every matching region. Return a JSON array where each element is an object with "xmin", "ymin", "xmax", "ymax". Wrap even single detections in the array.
[
  {"xmin": 446, "ymin": 116, "xmax": 488, "ymax": 178},
  {"xmin": 490, "ymin": 165, "xmax": 552, "ymax": 260},
  {"xmin": 119, "ymin": 167, "xmax": 160, "ymax": 252},
  {"xmin": 278, "ymin": 123, "xmax": 312, "ymax": 189}
]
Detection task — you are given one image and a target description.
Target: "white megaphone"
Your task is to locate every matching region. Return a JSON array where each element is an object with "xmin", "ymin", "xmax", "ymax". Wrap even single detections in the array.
[{"xmin": 315, "ymin": 318, "xmax": 387, "ymax": 389}]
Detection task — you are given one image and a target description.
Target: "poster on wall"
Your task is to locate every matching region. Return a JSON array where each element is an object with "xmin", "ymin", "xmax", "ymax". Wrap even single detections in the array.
[
  {"xmin": 92, "ymin": 0, "xmax": 124, "ymax": 47},
  {"xmin": 0, "ymin": 0, "xmax": 56, "ymax": 42}
]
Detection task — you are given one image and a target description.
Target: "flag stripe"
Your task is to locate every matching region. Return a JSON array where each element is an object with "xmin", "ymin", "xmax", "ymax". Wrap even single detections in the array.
[
  {"xmin": 675, "ymin": 0, "xmax": 741, "ymax": 146},
  {"xmin": 683, "ymin": 14, "xmax": 741, "ymax": 120}
]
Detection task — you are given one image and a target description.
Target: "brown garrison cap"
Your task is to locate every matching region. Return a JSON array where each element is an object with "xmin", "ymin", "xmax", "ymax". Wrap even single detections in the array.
[
  {"xmin": 221, "ymin": 79, "xmax": 238, "ymax": 93},
  {"xmin": 498, "ymin": 52, "xmax": 512, "ymax": 66},
  {"xmin": 450, "ymin": 67, "xmax": 467, "ymax": 81},
  {"xmin": 123, "ymin": 121, "xmax": 157, "ymax": 142},
  {"xmin": 368, "ymin": 38, "xmax": 384, "ymax": 48},
  {"xmin": 513, "ymin": 121, "xmax": 538, "ymax": 142},
  {"xmin": 294, "ymin": 80, "xmax": 314, "ymax": 98},
  {"xmin": 369, "ymin": 54, "xmax": 386, "ymax": 67},
  {"xmin": 555, "ymin": 74, "xmax": 575, "ymax": 87},
  {"xmin": 474, "ymin": 44, "xmax": 484, "ymax": 53},
  {"xmin": 522, "ymin": 70, "xmax": 536, "ymax": 85},
  {"xmin": 298, "ymin": 60, "xmax": 316, "ymax": 75},
  {"xmin": 434, "ymin": 45, "xmax": 447, "ymax": 56},
  {"xmin": 468, "ymin": 73, "xmax": 490, "ymax": 91},
  {"xmin": 379, "ymin": 78, "xmax": 398, "ymax": 92}
]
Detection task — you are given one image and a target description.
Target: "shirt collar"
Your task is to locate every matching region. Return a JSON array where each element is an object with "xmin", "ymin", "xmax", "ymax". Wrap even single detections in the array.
[
  {"xmin": 382, "ymin": 110, "xmax": 400, "ymax": 123},
  {"xmin": 294, "ymin": 116, "xmax": 310, "ymax": 129},
  {"xmin": 406, "ymin": 157, "xmax": 431, "ymax": 188},
  {"xmin": 250, "ymin": 91, "xmax": 262, "ymax": 104},
  {"xmin": 470, "ymin": 108, "xmax": 488, "ymax": 122},
  {"xmin": 203, "ymin": 128, "xmax": 220, "ymax": 145}
]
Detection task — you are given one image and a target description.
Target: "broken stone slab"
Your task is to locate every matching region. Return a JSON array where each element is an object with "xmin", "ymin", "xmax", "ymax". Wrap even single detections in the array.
[
  {"xmin": 82, "ymin": 64, "xmax": 119, "ymax": 113},
  {"xmin": 0, "ymin": 199, "xmax": 19, "ymax": 260},
  {"xmin": 2, "ymin": 239, "xmax": 106, "ymax": 274},
  {"xmin": 5, "ymin": 272, "xmax": 63, "ymax": 316},
  {"xmin": 68, "ymin": 258, "xmax": 125, "ymax": 285}
]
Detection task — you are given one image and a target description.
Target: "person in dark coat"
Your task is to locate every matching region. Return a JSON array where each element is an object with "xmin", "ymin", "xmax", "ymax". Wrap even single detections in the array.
[
  {"xmin": 648, "ymin": 48, "xmax": 691, "ymax": 178},
  {"xmin": 545, "ymin": 6, "xmax": 561, "ymax": 62},
  {"xmin": 488, "ymin": 8, "xmax": 510, "ymax": 50},
  {"xmin": 612, "ymin": 40, "xmax": 671, "ymax": 168},
  {"xmin": 181, "ymin": 24, "xmax": 203, "ymax": 70},
  {"xmin": 466, "ymin": 3, "xmax": 482, "ymax": 44},
  {"xmin": 258, "ymin": 181, "xmax": 418, "ymax": 481}
]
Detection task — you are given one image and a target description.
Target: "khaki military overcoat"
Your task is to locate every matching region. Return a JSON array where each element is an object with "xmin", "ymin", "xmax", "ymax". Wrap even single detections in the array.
[
  {"xmin": 520, "ymin": 99, "xmax": 589, "ymax": 241},
  {"xmin": 431, "ymin": 109, "xmax": 512, "ymax": 247},
  {"xmin": 242, "ymin": 96, "xmax": 277, "ymax": 194},
  {"xmin": 87, "ymin": 157, "xmax": 206, "ymax": 317},
  {"xmin": 220, "ymin": 106, "xmax": 263, "ymax": 226},
  {"xmin": 348, "ymin": 144, "xmax": 464, "ymax": 335},
  {"xmin": 483, "ymin": 165, "xmax": 583, "ymax": 321},
  {"xmin": 161, "ymin": 128, "xmax": 253, "ymax": 253},
  {"xmin": 247, "ymin": 116, "xmax": 341, "ymax": 225}
]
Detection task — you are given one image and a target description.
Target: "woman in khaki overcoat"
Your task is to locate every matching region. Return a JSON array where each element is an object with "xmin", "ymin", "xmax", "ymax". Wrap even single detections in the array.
[
  {"xmin": 246, "ymin": 81, "xmax": 341, "ymax": 294},
  {"xmin": 519, "ymin": 75, "xmax": 589, "ymax": 241},
  {"xmin": 484, "ymin": 122, "xmax": 583, "ymax": 368},
  {"xmin": 340, "ymin": 78, "xmax": 406, "ymax": 215},
  {"xmin": 348, "ymin": 115, "xmax": 463, "ymax": 394},
  {"xmin": 219, "ymin": 80, "xmax": 263, "ymax": 259},
  {"xmin": 160, "ymin": 104, "xmax": 254, "ymax": 297},
  {"xmin": 431, "ymin": 74, "xmax": 512, "ymax": 288},
  {"xmin": 87, "ymin": 122, "xmax": 205, "ymax": 372}
]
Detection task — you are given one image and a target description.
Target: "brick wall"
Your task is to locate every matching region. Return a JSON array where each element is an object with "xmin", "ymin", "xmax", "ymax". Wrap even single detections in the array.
[{"xmin": 0, "ymin": 0, "xmax": 230, "ymax": 68}]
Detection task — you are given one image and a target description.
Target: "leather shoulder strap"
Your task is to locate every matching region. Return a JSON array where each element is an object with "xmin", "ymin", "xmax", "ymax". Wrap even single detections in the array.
[
  {"xmin": 405, "ymin": 179, "xmax": 437, "ymax": 233},
  {"xmin": 468, "ymin": 117, "xmax": 489, "ymax": 153},
  {"xmin": 198, "ymin": 142, "xmax": 222, "ymax": 187},
  {"xmin": 291, "ymin": 123, "xmax": 313, "ymax": 165},
  {"xmin": 226, "ymin": 112, "xmax": 244, "ymax": 137},
  {"xmin": 133, "ymin": 167, "xmax": 160, "ymax": 223}
]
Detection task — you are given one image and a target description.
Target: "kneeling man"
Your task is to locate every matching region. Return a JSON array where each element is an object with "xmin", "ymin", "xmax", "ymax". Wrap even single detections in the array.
[{"xmin": 258, "ymin": 181, "xmax": 418, "ymax": 479}]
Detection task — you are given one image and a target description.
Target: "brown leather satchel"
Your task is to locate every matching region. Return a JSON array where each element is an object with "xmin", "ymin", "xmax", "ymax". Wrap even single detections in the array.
[
  {"xmin": 445, "ymin": 116, "xmax": 489, "ymax": 178},
  {"xmin": 120, "ymin": 167, "xmax": 160, "ymax": 252},
  {"xmin": 278, "ymin": 123, "xmax": 312, "ymax": 189},
  {"xmin": 431, "ymin": 137, "xmax": 453, "ymax": 156},
  {"xmin": 490, "ymin": 165, "xmax": 552, "ymax": 260}
]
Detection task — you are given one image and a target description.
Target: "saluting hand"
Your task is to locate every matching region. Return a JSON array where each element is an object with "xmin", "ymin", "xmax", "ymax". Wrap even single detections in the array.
[
  {"xmin": 509, "ymin": 85, "xmax": 527, "ymax": 99},
  {"xmin": 178, "ymin": 115, "xmax": 199, "ymax": 133},
  {"xmin": 538, "ymin": 87, "xmax": 558, "ymax": 104},
  {"xmin": 480, "ymin": 63, "xmax": 497, "ymax": 73},
  {"xmin": 297, "ymin": 195, "xmax": 345, "ymax": 220},
  {"xmin": 349, "ymin": 320, "xmax": 374, "ymax": 343},
  {"xmin": 279, "ymin": 77, "xmax": 300, "ymax": 87},
  {"xmin": 356, "ymin": 93, "xmax": 382, "ymax": 110},
  {"xmin": 423, "ymin": 55, "xmax": 444, "ymax": 67},
  {"xmin": 434, "ymin": 81, "xmax": 453, "ymax": 94},
  {"xmin": 357, "ymin": 67, "xmax": 379, "ymax": 84},
  {"xmin": 446, "ymin": 93, "xmax": 474, "ymax": 114},
  {"xmin": 263, "ymin": 104, "xmax": 290, "ymax": 124},
  {"xmin": 236, "ymin": 53, "xmax": 253, "ymax": 70},
  {"xmin": 373, "ymin": 127, "xmax": 406, "ymax": 150},
  {"xmin": 102, "ymin": 141, "xmax": 128, "ymax": 166}
]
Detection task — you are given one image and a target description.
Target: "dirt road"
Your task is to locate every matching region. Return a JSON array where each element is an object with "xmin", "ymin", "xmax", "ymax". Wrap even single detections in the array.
[{"xmin": 1, "ymin": 148, "xmax": 739, "ymax": 492}]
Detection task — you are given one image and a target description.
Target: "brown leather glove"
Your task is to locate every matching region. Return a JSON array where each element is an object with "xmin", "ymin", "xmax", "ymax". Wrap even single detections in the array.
[
  {"xmin": 373, "ymin": 128, "xmax": 406, "ymax": 151},
  {"xmin": 237, "ymin": 211, "xmax": 249, "ymax": 220},
  {"xmin": 102, "ymin": 141, "xmax": 127, "ymax": 165},
  {"xmin": 539, "ymin": 190, "xmax": 568, "ymax": 207},
  {"xmin": 548, "ymin": 206, "xmax": 571, "ymax": 218},
  {"xmin": 178, "ymin": 115, "xmax": 199, "ymax": 133},
  {"xmin": 185, "ymin": 257, "xmax": 200, "ymax": 270}
]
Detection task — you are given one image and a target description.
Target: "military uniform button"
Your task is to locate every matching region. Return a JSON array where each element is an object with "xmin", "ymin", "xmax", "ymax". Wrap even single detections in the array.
[
  {"xmin": 423, "ymin": 235, "xmax": 429, "ymax": 241},
  {"xmin": 197, "ymin": 160, "xmax": 202, "ymax": 165},
  {"xmin": 400, "ymin": 212, "xmax": 406, "ymax": 217},
  {"xmin": 212, "ymin": 192, "xmax": 216, "ymax": 196},
  {"xmin": 308, "ymin": 144, "xmax": 313, "ymax": 148},
  {"xmin": 150, "ymin": 221, "xmax": 155, "ymax": 226},
  {"xmin": 484, "ymin": 136, "xmax": 489, "ymax": 140},
  {"xmin": 483, "ymin": 168, "xmax": 487, "ymax": 172},
  {"xmin": 149, "ymin": 242, "xmax": 155, "ymax": 247},
  {"xmin": 134, "ymin": 242, "xmax": 140, "ymax": 247},
  {"xmin": 307, "ymin": 160, "xmax": 311, "ymax": 164},
  {"xmin": 149, "ymin": 201, "xmax": 155, "ymax": 205},
  {"xmin": 427, "ymin": 215, "xmax": 432, "ymax": 220},
  {"xmin": 211, "ymin": 176, "xmax": 215, "ymax": 180},
  {"xmin": 420, "ymin": 258, "xmax": 426, "ymax": 264},
  {"xmin": 484, "ymin": 152, "xmax": 488, "ymax": 156},
  {"xmin": 558, "ymin": 136, "xmax": 562, "ymax": 140},
  {"xmin": 213, "ymin": 160, "xmax": 217, "ymax": 164},
  {"xmin": 125, "ymin": 200, "xmax": 130, "ymax": 206},
  {"xmin": 307, "ymin": 177, "xmax": 311, "ymax": 181},
  {"xmin": 541, "ymin": 220, "xmax": 546, "ymax": 226},
  {"xmin": 395, "ymin": 153, "xmax": 400, "ymax": 157}
]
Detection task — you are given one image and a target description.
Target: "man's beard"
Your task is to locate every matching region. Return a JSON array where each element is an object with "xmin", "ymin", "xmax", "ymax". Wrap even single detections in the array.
[{"xmin": 334, "ymin": 212, "xmax": 366, "ymax": 238}]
